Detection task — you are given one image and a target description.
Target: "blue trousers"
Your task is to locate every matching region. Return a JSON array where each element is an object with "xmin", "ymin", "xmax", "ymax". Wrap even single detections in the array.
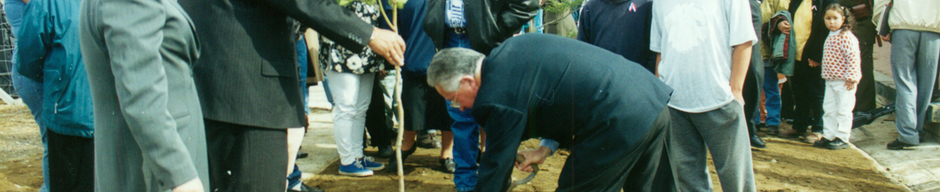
[
  {"xmin": 756, "ymin": 65, "xmax": 781, "ymax": 126},
  {"xmin": 12, "ymin": 68, "xmax": 50, "ymax": 192},
  {"xmin": 446, "ymin": 103, "xmax": 479, "ymax": 191},
  {"xmin": 444, "ymin": 30, "xmax": 478, "ymax": 191},
  {"xmin": 891, "ymin": 29, "xmax": 940, "ymax": 145}
]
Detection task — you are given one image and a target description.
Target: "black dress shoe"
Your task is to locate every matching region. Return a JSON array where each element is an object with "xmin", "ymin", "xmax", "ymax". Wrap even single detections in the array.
[
  {"xmin": 750, "ymin": 135, "xmax": 766, "ymax": 148},
  {"xmin": 440, "ymin": 158, "xmax": 456, "ymax": 173},
  {"xmin": 886, "ymin": 139, "xmax": 917, "ymax": 150},
  {"xmin": 824, "ymin": 138, "xmax": 848, "ymax": 150},
  {"xmin": 376, "ymin": 145, "xmax": 394, "ymax": 158},
  {"xmin": 387, "ymin": 148, "xmax": 416, "ymax": 172},
  {"xmin": 297, "ymin": 152, "xmax": 309, "ymax": 159}
]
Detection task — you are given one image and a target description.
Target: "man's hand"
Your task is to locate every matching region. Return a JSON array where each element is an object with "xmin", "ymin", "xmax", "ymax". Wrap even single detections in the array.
[
  {"xmin": 369, "ymin": 28, "xmax": 406, "ymax": 67},
  {"xmin": 845, "ymin": 80, "xmax": 857, "ymax": 90},
  {"xmin": 808, "ymin": 58, "xmax": 820, "ymax": 67},
  {"xmin": 172, "ymin": 178, "xmax": 204, "ymax": 192},
  {"xmin": 778, "ymin": 20, "xmax": 791, "ymax": 35},
  {"xmin": 881, "ymin": 33, "xmax": 891, "ymax": 42},
  {"xmin": 514, "ymin": 146, "xmax": 550, "ymax": 173}
]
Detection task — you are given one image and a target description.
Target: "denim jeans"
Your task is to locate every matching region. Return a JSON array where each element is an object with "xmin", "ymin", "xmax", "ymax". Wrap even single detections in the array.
[
  {"xmin": 758, "ymin": 65, "xmax": 781, "ymax": 126},
  {"xmin": 444, "ymin": 30, "xmax": 478, "ymax": 191},
  {"xmin": 298, "ymin": 36, "xmax": 310, "ymax": 114},
  {"xmin": 446, "ymin": 102, "xmax": 479, "ymax": 191},
  {"xmin": 12, "ymin": 68, "xmax": 50, "ymax": 192}
]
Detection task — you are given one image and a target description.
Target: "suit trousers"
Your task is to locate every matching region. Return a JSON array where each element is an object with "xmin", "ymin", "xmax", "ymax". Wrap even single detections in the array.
[
  {"xmin": 855, "ymin": 42, "xmax": 877, "ymax": 112},
  {"xmin": 326, "ymin": 70, "xmax": 374, "ymax": 165},
  {"xmin": 205, "ymin": 119, "xmax": 288, "ymax": 192},
  {"xmin": 823, "ymin": 80, "xmax": 856, "ymax": 140},
  {"xmin": 669, "ymin": 101, "xmax": 756, "ymax": 192},
  {"xmin": 47, "ymin": 130, "xmax": 94, "ymax": 192},
  {"xmin": 557, "ymin": 107, "xmax": 675, "ymax": 192},
  {"xmin": 890, "ymin": 29, "xmax": 940, "ymax": 145}
]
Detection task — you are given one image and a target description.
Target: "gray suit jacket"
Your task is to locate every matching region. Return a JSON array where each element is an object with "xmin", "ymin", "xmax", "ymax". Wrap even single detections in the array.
[
  {"xmin": 79, "ymin": 0, "xmax": 209, "ymax": 191},
  {"xmin": 179, "ymin": 0, "xmax": 374, "ymax": 129}
]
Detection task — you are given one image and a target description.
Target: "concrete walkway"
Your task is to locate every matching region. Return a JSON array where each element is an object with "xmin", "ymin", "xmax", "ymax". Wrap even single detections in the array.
[{"xmin": 850, "ymin": 43, "xmax": 940, "ymax": 191}]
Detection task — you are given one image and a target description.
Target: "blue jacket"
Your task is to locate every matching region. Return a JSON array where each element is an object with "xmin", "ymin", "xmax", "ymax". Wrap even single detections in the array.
[
  {"xmin": 15, "ymin": 0, "xmax": 93, "ymax": 138},
  {"xmin": 379, "ymin": 0, "xmax": 436, "ymax": 78}
]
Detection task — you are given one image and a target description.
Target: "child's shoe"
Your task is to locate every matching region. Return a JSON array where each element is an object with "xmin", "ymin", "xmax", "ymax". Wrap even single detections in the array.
[{"xmin": 824, "ymin": 138, "xmax": 848, "ymax": 150}]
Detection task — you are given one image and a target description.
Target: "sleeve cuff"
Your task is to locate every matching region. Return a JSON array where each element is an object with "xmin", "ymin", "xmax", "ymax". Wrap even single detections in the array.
[{"xmin": 539, "ymin": 138, "xmax": 560, "ymax": 156}]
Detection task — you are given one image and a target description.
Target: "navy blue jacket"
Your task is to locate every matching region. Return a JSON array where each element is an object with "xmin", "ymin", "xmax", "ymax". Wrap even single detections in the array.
[{"xmin": 577, "ymin": 0, "xmax": 655, "ymax": 73}]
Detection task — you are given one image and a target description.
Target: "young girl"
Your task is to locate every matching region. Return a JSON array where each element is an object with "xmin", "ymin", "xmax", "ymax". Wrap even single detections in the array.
[{"xmin": 815, "ymin": 4, "xmax": 860, "ymax": 150}]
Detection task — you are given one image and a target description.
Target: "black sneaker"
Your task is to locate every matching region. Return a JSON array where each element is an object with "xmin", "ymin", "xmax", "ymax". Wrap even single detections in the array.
[
  {"xmin": 886, "ymin": 139, "xmax": 917, "ymax": 150},
  {"xmin": 824, "ymin": 138, "xmax": 848, "ymax": 150},
  {"xmin": 440, "ymin": 158, "xmax": 456, "ymax": 173}
]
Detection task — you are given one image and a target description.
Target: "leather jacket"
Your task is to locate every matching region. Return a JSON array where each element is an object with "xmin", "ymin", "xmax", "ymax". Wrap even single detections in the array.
[{"xmin": 423, "ymin": 0, "xmax": 540, "ymax": 54}]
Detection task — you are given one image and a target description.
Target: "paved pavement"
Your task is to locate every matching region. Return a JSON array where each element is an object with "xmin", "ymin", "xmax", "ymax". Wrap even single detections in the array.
[{"xmin": 849, "ymin": 43, "xmax": 940, "ymax": 192}]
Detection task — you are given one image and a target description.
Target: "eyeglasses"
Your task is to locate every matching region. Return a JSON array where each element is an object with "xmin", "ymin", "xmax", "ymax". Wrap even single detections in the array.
[{"xmin": 450, "ymin": 83, "xmax": 462, "ymax": 108}]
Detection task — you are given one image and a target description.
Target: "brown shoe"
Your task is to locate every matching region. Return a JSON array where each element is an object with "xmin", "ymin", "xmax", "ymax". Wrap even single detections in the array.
[{"xmin": 777, "ymin": 128, "xmax": 799, "ymax": 138}]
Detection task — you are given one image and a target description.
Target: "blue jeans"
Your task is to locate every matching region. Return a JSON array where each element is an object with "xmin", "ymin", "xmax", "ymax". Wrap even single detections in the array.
[
  {"xmin": 444, "ymin": 30, "xmax": 477, "ymax": 191},
  {"xmin": 12, "ymin": 69, "xmax": 50, "ymax": 192},
  {"xmin": 298, "ymin": 36, "xmax": 310, "ymax": 114},
  {"xmin": 446, "ymin": 102, "xmax": 479, "ymax": 191},
  {"xmin": 759, "ymin": 65, "xmax": 781, "ymax": 126}
]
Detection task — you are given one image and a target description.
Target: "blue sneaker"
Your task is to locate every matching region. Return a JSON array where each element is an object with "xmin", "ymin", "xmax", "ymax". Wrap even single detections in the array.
[
  {"xmin": 339, "ymin": 159, "xmax": 374, "ymax": 177},
  {"xmin": 361, "ymin": 156, "xmax": 385, "ymax": 171}
]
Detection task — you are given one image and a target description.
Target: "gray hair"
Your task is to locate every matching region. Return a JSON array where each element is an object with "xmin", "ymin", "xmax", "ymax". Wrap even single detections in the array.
[{"xmin": 427, "ymin": 48, "xmax": 484, "ymax": 92}]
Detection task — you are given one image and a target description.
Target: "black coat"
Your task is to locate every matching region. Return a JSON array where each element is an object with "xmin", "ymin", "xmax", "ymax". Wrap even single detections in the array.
[
  {"xmin": 423, "ymin": 0, "xmax": 540, "ymax": 54},
  {"xmin": 471, "ymin": 34, "xmax": 673, "ymax": 191},
  {"xmin": 179, "ymin": 0, "xmax": 373, "ymax": 128}
]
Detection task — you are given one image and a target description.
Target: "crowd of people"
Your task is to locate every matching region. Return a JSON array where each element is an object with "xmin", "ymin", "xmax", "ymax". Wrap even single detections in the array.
[{"xmin": 1, "ymin": 0, "xmax": 937, "ymax": 191}]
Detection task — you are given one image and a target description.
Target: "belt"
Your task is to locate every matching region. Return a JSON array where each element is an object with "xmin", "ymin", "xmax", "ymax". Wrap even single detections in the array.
[{"xmin": 448, "ymin": 27, "xmax": 467, "ymax": 34}]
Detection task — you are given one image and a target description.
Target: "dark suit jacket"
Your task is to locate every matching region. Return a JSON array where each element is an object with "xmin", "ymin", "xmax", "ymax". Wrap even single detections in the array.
[
  {"xmin": 179, "ymin": 0, "xmax": 374, "ymax": 128},
  {"xmin": 80, "ymin": 0, "xmax": 209, "ymax": 190},
  {"xmin": 471, "ymin": 34, "xmax": 673, "ymax": 191},
  {"xmin": 423, "ymin": 0, "xmax": 540, "ymax": 54}
]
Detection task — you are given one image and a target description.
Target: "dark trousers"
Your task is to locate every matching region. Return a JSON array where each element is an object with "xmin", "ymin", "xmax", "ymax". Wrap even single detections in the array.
[
  {"xmin": 366, "ymin": 75, "xmax": 394, "ymax": 147},
  {"xmin": 744, "ymin": 63, "xmax": 762, "ymax": 136},
  {"xmin": 47, "ymin": 130, "xmax": 94, "ymax": 192},
  {"xmin": 792, "ymin": 60, "xmax": 825, "ymax": 133},
  {"xmin": 781, "ymin": 79, "xmax": 796, "ymax": 120},
  {"xmin": 205, "ymin": 119, "xmax": 287, "ymax": 192},
  {"xmin": 855, "ymin": 43, "xmax": 877, "ymax": 111},
  {"xmin": 402, "ymin": 75, "xmax": 453, "ymax": 132},
  {"xmin": 557, "ymin": 107, "xmax": 675, "ymax": 192}
]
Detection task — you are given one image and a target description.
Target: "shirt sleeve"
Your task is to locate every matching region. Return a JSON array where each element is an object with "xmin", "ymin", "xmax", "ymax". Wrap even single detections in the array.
[
  {"xmin": 727, "ymin": 0, "xmax": 759, "ymax": 47},
  {"xmin": 14, "ymin": 1, "xmax": 50, "ymax": 82},
  {"xmin": 843, "ymin": 34, "xmax": 862, "ymax": 82},
  {"xmin": 472, "ymin": 104, "xmax": 527, "ymax": 192},
  {"xmin": 649, "ymin": 3, "xmax": 662, "ymax": 53},
  {"xmin": 539, "ymin": 138, "xmax": 559, "ymax": 156}
]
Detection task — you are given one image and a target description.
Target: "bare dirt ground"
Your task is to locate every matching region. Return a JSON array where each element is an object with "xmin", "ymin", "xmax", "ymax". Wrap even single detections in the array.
[{"xmin": 0, "ymin": 104, "xmax": 910, "ymax": 191}]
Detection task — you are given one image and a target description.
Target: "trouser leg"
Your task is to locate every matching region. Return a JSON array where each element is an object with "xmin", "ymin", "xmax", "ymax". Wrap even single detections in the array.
[
  {"xmin": 667, "ymin": 107, "xmax": 712, "ymax": 192},
  {"xmin": 692, "ymin": 102, "xmax": 756, "ymax": 192},
  {"xmin": 328, "ymin": 71, "xmax": 374, "ymax": 164},
  {"xmin": 763, "ymin": 66, "xmax": 782, "ymax": 126},
  {"xmin": 47, "ymin": 131, "xmax": 94, "ymax": 192}
]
